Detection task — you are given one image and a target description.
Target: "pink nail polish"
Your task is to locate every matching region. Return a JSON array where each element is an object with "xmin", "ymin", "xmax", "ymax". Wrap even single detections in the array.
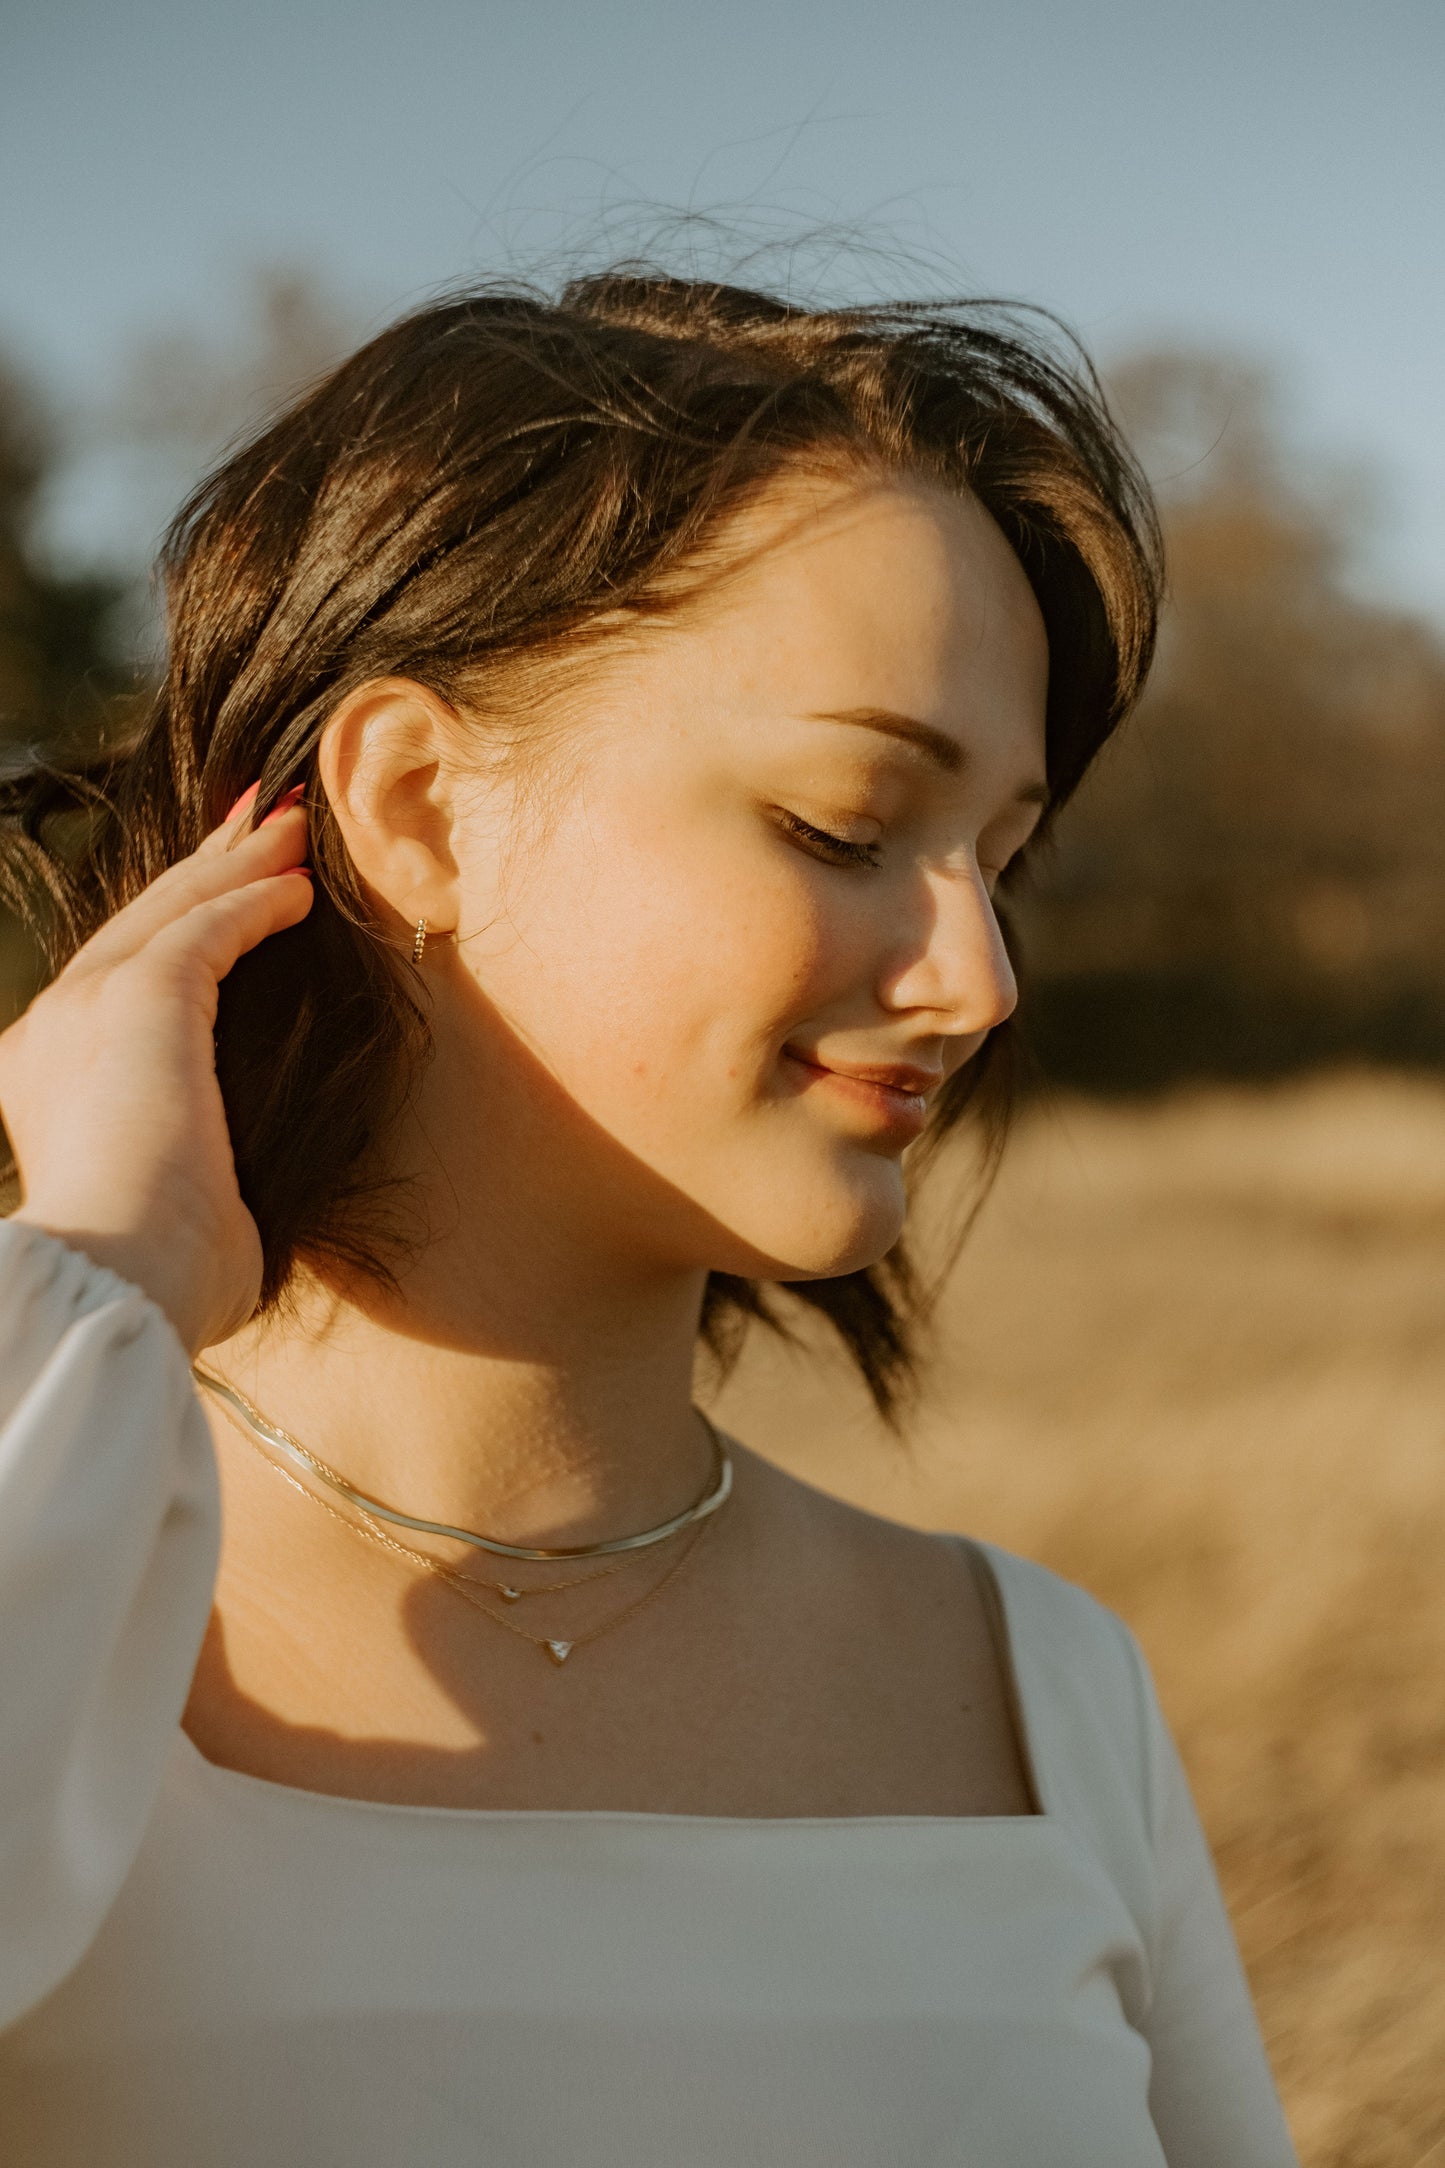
[
  {"xmin": 225, "ymin": 782, "xmax": 260, "ymax": 821},
  {"xmin": 260, "ymin": 785, "xmax": 307, "ymax": 827}
]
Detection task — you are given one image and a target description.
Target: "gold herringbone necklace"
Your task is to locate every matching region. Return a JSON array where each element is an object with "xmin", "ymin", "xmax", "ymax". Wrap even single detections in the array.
[{"xmin": 194, "ymin": 1366, "xmax": 731, "ymax": 1561}]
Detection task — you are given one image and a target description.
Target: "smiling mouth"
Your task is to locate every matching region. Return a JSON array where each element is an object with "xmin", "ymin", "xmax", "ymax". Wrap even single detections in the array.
[{"xmin": 780, "ymin": 1049, "xmax": 937, "ymax": 1139}]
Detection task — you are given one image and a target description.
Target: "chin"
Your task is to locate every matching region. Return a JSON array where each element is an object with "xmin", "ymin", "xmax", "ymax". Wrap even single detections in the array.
[{"xmin": 715, "ymin": 1163, "xmax": 907, "ymax": 1283}]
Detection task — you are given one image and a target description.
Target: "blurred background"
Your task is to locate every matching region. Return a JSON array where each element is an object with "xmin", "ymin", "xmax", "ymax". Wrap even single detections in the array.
[{"xmin": 3, "ymin": 1, "xmax": 1442, "ymax": 2157}]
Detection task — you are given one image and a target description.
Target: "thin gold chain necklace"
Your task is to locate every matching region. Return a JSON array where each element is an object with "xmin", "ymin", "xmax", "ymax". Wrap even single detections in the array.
[{"xmin": 204, "ymin": 1385, "xmax": 722, "ymax": 1665}]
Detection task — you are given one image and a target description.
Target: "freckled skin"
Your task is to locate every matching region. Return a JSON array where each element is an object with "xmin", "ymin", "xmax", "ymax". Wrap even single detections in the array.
[{"xmin": 427, "ymin": 470, "xmax": 1050, "ymax": 1290}]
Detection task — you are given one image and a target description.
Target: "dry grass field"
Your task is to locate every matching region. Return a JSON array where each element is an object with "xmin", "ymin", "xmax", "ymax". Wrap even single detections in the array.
[{"xmin": 706, "ymin": 1071, "xmax": 1445, "ymax": 2168}]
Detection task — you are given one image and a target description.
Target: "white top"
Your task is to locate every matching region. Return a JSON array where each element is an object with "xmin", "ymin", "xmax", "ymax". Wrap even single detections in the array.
[{"xmin": 0, "ymin": 1218, "xmax": 1297, "ymax": 2166}]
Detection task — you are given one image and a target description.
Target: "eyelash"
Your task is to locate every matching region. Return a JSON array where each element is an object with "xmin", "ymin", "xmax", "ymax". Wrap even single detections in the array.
[{"xmin": 777, "ymin": 809, "xmax": 883, "ymax": 870}]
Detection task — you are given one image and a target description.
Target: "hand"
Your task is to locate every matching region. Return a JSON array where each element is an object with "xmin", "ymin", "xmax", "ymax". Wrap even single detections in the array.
[{"xmin": 0, "ymin": 787, "xmax": 315, "ymax": 1353}]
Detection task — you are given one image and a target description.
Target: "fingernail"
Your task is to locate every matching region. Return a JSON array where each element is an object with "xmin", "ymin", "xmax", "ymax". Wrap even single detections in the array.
[
  {"xmin": 260, "ymin": 785, "xmax": 307, "ymax": 827},
  {"xmin": 225, "ymin": 782, "xmax": 260, "ymax": 821},
  {"xmin": 290, "ymin": 865, "xmax": 314, "ymax": 880}
]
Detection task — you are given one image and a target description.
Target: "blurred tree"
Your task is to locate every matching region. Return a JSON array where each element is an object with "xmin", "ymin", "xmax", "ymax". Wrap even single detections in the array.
[
  {"xmin": 0, "ymin": 358, "xmax": 128, "ymax": 754},
  {"xmin": 0, "ymin": 270, "xmax": 356, "ymax": 1030},
  {"xmin": 0, "ymin": 356, "xmax": 135, "ymax": 1028},
  {"xmin": 1015, "ymin": 351, "xmax": 1445, "ymax": 1088}
]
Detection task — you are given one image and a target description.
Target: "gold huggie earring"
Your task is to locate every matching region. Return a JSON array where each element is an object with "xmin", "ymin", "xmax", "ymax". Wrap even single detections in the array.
[{"xmin": 411, "ymin": 918, "xmax": 429, "ymax": 965}]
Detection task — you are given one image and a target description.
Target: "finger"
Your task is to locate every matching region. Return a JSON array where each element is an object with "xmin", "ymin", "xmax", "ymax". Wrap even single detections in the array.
[
  {"xmin": 144, "ymin": 868, "xmax": 316, "ymax": 992},
  {"xmin": 74, "ymin": 812, "xmax": 311, "ymax": 975},
  {"xmin": 191, "ymin": 780, "xmax": 269, "ymax": 862},
  {"xmin": 200, "ymin": 782, "xmax": 306, "ymax": 857}
]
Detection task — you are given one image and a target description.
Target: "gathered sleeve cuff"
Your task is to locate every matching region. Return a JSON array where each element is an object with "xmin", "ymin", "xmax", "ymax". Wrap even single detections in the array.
[{"xmin": 0, "ymin": 1218, "xmax": 220, "ymax": 2026}]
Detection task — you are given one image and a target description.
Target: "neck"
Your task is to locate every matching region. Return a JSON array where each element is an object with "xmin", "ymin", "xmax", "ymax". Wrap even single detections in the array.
[
  {"xmin": 203, "ymin": 980, "xmax": 741, "ymax": 1551},
  {"xmin": 205, "ymin": 1177, "xmax": 719, "ymax": 1558}
]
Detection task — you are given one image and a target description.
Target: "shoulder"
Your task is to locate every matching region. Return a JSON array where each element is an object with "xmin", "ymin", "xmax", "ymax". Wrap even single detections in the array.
[
  {"xmin": 730, "ymin": 1453, "xmax": 1158, "ymax": 1755},
  {"xmin": 969, "ymin": 1539, "xmax": 1162, "ymax": 1810},
  {"xmin": 724, "ymin": 1441, "xmax": 938, "ymax": 1559},
  {"xmin": 972, "ymin": 1541, "xmax": 1153, "ymax": 1725},
  {"xmin": 967, "ymin": 1539, "xmax": 1179, "ymax": 1943},
  {"xmin": 729, "ymin": 1446, "xmax": 989, "ymax": 1616}
]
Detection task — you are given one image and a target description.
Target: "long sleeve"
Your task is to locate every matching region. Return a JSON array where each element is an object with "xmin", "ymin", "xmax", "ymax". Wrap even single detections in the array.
[
  {"xmin": 1133, "ymin": 1656, "xmax": 1298, "ymax": 2168},
  {"xmin": 0, "ymin": 1217, "xmax": 220, "ymax": 2027},
  {"xmin": 980, "ymin": 1540, "xmax": 1298, "ymax": 2168}
]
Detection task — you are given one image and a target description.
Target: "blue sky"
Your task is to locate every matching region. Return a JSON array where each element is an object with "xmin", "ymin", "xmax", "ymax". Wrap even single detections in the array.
[{"xmin": 4, "ymin": 0, "xmax": 1442, "ymax": 621}]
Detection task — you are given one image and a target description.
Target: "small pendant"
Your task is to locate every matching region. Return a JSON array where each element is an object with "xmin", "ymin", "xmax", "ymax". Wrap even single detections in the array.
[
  {"xmin": 496, "ymin": 1585, "xmax": 523, "ymax": 1603},
  {"xmin": 544, "ymin": 1640, "xmax": 574, "ymax": 1665}
]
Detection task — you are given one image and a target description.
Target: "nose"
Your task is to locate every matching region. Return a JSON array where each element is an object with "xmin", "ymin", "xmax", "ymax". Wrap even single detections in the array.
[{"xmin": 881, "ymin": 863, "xmax": 1019, "ymax": 1037}]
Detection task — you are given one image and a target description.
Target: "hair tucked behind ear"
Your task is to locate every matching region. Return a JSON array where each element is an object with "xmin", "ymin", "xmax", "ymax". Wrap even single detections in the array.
[{"xmin": 0, "ymin": 267, "xmax": 1161, "ymax": 1425}]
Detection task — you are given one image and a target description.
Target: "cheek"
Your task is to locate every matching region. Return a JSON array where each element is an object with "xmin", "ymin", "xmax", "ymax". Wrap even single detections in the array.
[
  {"xmin": 462, "ymin": 808, "xmax": 907, "ymax": 1275},
  {"xmin": 496, "ymin": 817, "xmax": 848, "ymax": 1107}
]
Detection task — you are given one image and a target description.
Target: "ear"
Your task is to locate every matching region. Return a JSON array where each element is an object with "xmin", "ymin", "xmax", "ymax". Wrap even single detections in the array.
[{"xmin": 317, "ymin": 678, "xmax": 463, "ymax": 938}]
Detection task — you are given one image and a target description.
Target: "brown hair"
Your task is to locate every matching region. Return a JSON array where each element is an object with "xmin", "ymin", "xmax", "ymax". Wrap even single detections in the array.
[{"xmin": 0, "ymin": 270, "xmax": 1161, "ymax": 1420}]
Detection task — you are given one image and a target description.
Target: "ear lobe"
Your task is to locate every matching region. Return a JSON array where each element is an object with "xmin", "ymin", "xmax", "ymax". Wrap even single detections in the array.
[{"xmin": 316, "ymin": 677, "xmax": 462, "ymax": 935}]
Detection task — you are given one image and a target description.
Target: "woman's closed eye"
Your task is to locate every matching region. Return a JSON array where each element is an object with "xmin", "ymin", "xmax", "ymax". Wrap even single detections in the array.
[{"xmin": 775, "ymin": 808, "xmax": 884, "ymax": 870}]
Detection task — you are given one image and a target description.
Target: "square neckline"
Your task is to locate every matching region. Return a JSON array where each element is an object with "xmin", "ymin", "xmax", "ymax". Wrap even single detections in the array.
[{"xmin": 177, "ymin": 1534, "xmax": 1050, "ymax": 1827}]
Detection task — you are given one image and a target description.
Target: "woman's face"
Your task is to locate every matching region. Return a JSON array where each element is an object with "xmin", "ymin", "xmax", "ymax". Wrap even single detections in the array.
[{"xmin": 440, "ymin": 467, "xmax": 1049, "ymax": 1285}]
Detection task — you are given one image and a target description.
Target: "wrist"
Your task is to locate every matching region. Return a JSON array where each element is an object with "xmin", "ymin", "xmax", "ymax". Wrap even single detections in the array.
[{"xmin": 9, "ymin": 1209, "xmax": 212, "ymax": 1351}]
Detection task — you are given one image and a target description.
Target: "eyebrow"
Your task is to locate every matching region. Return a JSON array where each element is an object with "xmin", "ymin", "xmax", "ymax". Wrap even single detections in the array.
[{"xmin": 805, "ymin": 707, "xmax": 1050, "ymax": 804}]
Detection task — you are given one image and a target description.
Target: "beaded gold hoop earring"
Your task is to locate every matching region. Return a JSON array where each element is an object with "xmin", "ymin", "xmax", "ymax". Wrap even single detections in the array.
[{"xmin": 411, "ymin": 918, "xmax": 429, "ymax": 965}]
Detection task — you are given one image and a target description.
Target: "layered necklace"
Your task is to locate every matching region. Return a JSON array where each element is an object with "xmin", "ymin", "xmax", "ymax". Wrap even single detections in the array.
[{"xmin": 193, "ymin": 1368, "xmax": 732, "ymax": 1667}]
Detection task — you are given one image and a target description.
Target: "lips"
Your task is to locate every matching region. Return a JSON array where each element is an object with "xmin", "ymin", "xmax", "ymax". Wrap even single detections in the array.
[
  {"xmin": 827, "ymin": 1062, "xmax": 943, "ymax": 1095},
  {"xmin": 781, "ymin": 1047, "xmax": 941, "ymax": 1143},
  {"xmin": 784, "ymin": 1050, "xmax": 943, "ymax": 1097}
]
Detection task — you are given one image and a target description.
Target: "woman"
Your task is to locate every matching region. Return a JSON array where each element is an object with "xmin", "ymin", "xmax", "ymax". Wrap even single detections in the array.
[{"xmin": 0, "ymin": 272, "xmax": 1297, "ymax": 2164}]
